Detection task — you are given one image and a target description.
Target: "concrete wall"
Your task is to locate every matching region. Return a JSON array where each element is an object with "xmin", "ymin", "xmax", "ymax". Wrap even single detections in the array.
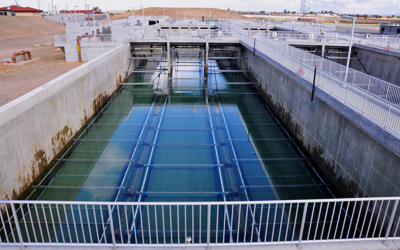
[
  {"xmin": 61, "ymin": 42, "xmax": 121, "ymax": 62},
  {"xmin": 240, "ymin": 44, "xmax": 400, "ymax": 198},
  {"xmin": 0, "ymin": 43, "xmax": 131, "ymax": 201},
  {"xmin": 351, "ymin": 44, "xmax": 400, "ymax": 87}
]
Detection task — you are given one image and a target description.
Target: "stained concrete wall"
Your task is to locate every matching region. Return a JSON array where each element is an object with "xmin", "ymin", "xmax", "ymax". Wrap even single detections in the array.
[
  {"xmin": 351, "ymin": 44, "xmax": 400, "ymax": 87},
  {"xmin": 240, "ymin": 44, "xmax": 400, "ymax": 198},
  {"xmin": 0, "ymin": 43, "xmax": 131, "ymax": 201}
]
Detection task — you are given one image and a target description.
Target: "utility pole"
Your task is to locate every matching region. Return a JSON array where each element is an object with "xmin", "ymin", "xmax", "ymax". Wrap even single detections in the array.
[
  {"xmin": 51, "ymin": 0, "xmax": 54, "ymax": 14},
  {"xmin": 37, "ymin": 0, "xmax": 40, "ymax": 10}
]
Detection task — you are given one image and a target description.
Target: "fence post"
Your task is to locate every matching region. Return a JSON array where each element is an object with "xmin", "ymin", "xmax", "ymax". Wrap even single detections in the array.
[
  {"xmin": 297, "ymin": 202, "xmax": 308, "ymax": 249},
  {"xmin": 207, "ymin": 205, "xmax": 211, "ymax": 250},
  {"xmin": 107, "ymin": 204, "xmax": 116, "ymax": 248},
  {"xmin": 10, "ymin": 203, "xmax": 24, "ymax": 247},
  {"xmin": 385, "ymin": 200, "xmax": 399, "ymax": 242}
]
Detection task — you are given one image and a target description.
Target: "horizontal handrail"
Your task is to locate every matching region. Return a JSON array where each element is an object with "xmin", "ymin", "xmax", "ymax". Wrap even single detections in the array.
[
  {"xmin": 1, "ymin": 196, "xmax": 400, "ymax": 205},
  {"xmin": 1, "ymin": 197, "xmax": 400, "ymax": 246}
]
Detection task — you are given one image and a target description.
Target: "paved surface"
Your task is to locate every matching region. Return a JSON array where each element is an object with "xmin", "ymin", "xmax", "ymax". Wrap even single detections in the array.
[{"xmin": 1, "ymin": 240, "xmax": 399, "ymax": 249}]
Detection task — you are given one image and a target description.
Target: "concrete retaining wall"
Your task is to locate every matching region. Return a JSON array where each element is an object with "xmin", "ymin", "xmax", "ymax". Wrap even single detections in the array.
[
  {"xmin": 240, "ymin": 44, "xmax": 400, "ymax": 198},
  {"xmin": 0, "ymin": 43, "xmax": 131, "ymax": 201},
  {"xmin": 351, "ymin": 44, "xmax": 400, "ymax": 87}
]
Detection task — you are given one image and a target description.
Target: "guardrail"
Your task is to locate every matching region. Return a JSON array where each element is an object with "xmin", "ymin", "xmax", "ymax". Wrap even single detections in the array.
[
  {"xmin": 275, "ymin": 21, "xmax": 336, "ymax": 33},
  {"xmin": 131, "ymin": 28, "xmax": 241, "ymax": 41},
  {"xmin": 241, "ymin": 34, "xmax": 400, "ymax": 137},
  {"xmin": 253, "ymin": 34, "xmax": 400, "ymax": 106},
  {"xmin": 336, "ymin": 33, "xmax": 400, "ymax": 52},
  {"xmin": 1, "ymin": 198, "xmax": 399, "ymax": 247}
]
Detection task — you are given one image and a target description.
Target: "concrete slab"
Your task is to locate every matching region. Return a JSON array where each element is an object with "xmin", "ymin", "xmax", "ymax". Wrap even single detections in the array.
[{"xmin": 0, "ymin": 240, "xmax": 398, "ymax": 250}]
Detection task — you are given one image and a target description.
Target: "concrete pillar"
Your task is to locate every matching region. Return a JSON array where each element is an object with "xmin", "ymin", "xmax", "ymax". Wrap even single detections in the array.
[
  {"xmin": 321, "ymin": 44, "xmax": 326, "ymax": 58},
  {"xmin": 205, "ymin": 42, "xmax": 209, "ymax": 75},
  {"xmin": 167, "ymin": 42, "xmax": 171, "ymax": 74}
]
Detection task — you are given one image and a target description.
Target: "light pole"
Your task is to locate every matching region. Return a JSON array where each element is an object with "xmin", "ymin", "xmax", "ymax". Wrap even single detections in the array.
[
  {"xmin": 74, "ymin": 5, "xmax": 78, "ymax": 22},
  {"xmin": 130, "ymin": 6, "xmax": 133, "ymax": 17},
  {"xmin": 140, "ymin": 5, "xmax": 144, "ymax": 27},
  {"xmin": 184, "ymin": 10, "xmax": 186, "ymax": 21},
  {"xmin": 163, "ymin": 7, "xmax": 165, "ymax": 17},
  {"xmin": 267, "ymin": 12, "xmax": 271, "ymax": 40},
  {"xmin": 343, "ymin": 16, "xmax": 356, "ymax": 82}
]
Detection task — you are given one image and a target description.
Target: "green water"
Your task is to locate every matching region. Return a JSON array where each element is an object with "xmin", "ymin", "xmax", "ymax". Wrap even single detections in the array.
[{"xmin": 33, "ymin": 48, "xmax": 331, "ymax": 203}]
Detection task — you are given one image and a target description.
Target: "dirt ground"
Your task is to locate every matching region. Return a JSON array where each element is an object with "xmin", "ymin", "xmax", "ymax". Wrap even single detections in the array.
[{"xmin": 0, "ymin": 16, "xmax": 83, "ymax": 107}]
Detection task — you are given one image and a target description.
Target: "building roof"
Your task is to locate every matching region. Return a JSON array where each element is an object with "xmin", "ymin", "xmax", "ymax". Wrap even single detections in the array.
[
  {"xmin": 64, "ymin": 10, "xmax": 103, "ymax": 14},
  {"xmin": 0, "ymin": 5, "xmax": 43, "ymax": 12}
]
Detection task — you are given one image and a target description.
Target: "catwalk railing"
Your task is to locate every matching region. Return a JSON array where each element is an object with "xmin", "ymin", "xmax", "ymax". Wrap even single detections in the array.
[
  {"xmin": 1, "ymin": 198, "xmax": 400, "ymax": 247},
  {"xmin": 241, "ymin": 34, "xmax": 400, "ymax": 138},
  {"xmin": 131, "ymin": 28, "xmax": 241, "ymax": 40}
]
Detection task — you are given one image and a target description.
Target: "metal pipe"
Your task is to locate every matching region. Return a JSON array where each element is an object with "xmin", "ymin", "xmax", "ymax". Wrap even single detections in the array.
[
  {"xmin": 11, "ymin": 50, "xmax": 32, "ymax": 64},
  {"xmin": 76, "ymin": 36, "xmax": 82, "ymax": 62}
]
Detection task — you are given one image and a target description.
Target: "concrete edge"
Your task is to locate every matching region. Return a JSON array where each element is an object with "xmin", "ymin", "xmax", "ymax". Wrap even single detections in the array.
[
  {"xmin": 0, "ymin": 240, "xmax": 398, "ymax": 249},
  {"xmin": 0, "ymin": 44, "xmax": 126, "ymax": 127}
]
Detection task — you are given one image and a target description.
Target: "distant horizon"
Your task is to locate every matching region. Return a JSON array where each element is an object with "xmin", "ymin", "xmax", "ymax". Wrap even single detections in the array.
[{"xmin": 2, "ymin": 0, "xmax": 400, "ymax": 16}]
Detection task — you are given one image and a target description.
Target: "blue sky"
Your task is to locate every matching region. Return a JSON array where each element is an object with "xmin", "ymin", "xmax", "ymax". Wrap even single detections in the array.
[{"xmin": 2, "ymin": 0, "xmax": 400, "ymax": 15}]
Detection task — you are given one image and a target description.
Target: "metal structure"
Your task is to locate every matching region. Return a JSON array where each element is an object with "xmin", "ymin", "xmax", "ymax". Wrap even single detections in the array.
[
  {"xmin": 1, "ymin": 198, "xmax": 400, "ymax": 247},
  {"xmin": 300, "ymin": 0, "xmax": 310, "ymax": 14}
]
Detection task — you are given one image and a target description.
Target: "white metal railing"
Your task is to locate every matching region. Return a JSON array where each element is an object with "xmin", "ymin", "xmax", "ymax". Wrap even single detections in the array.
[
  {"xmin": 130, "ymin": 28, "xmax": 241, "ymax": 41},
  {"xmin": 275, "ymin": 21, "xmax": 336, "ymax": 33},
  {"xmin": 1, "ymin": 198, "xmax": 400, "ymax": 247},
  {"xmin": 337, "ymin": 34, "xmax": 400, "ymax": 53},
  {"xmin": 240, "ymin": 34, "xmax": 400, "ymax": 137},
  {"xmin": 254, "ymin": 34, "xmax": 400, "ymax": 106}
]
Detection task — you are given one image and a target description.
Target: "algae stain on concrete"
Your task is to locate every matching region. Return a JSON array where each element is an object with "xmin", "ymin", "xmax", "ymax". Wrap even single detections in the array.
[{"xmin": 51, "ymin": 125, "xmax": 72, "ymax": 155}]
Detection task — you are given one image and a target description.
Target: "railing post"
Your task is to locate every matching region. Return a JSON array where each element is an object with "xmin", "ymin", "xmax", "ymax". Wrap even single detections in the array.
[
  {"xmin": 385, "ymin": 200, "xmax": 399, "ymax": 242},
  {"xmin": 384, "ymin": 106, "xmax": 392, "ymax": 129},
  {"xmin": 297, "ymin": 202, "xmax": 308, "ymax": 249},
  {"xmin": 207, "ymin": 205, "xmax": 211, "ymax": 250},
  {"xmin": 107, "ymin": 204, "xmax": 116, "ymax": 248},
  {"xmin": 10, "ymin": 203, "xmax": 24, "ymax": 247}
]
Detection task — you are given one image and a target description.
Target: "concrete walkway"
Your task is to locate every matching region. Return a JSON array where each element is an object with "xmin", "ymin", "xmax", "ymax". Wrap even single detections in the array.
[{"xmin": 1, "ymin": 240, "xmax": 400, "ymax": 250}]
